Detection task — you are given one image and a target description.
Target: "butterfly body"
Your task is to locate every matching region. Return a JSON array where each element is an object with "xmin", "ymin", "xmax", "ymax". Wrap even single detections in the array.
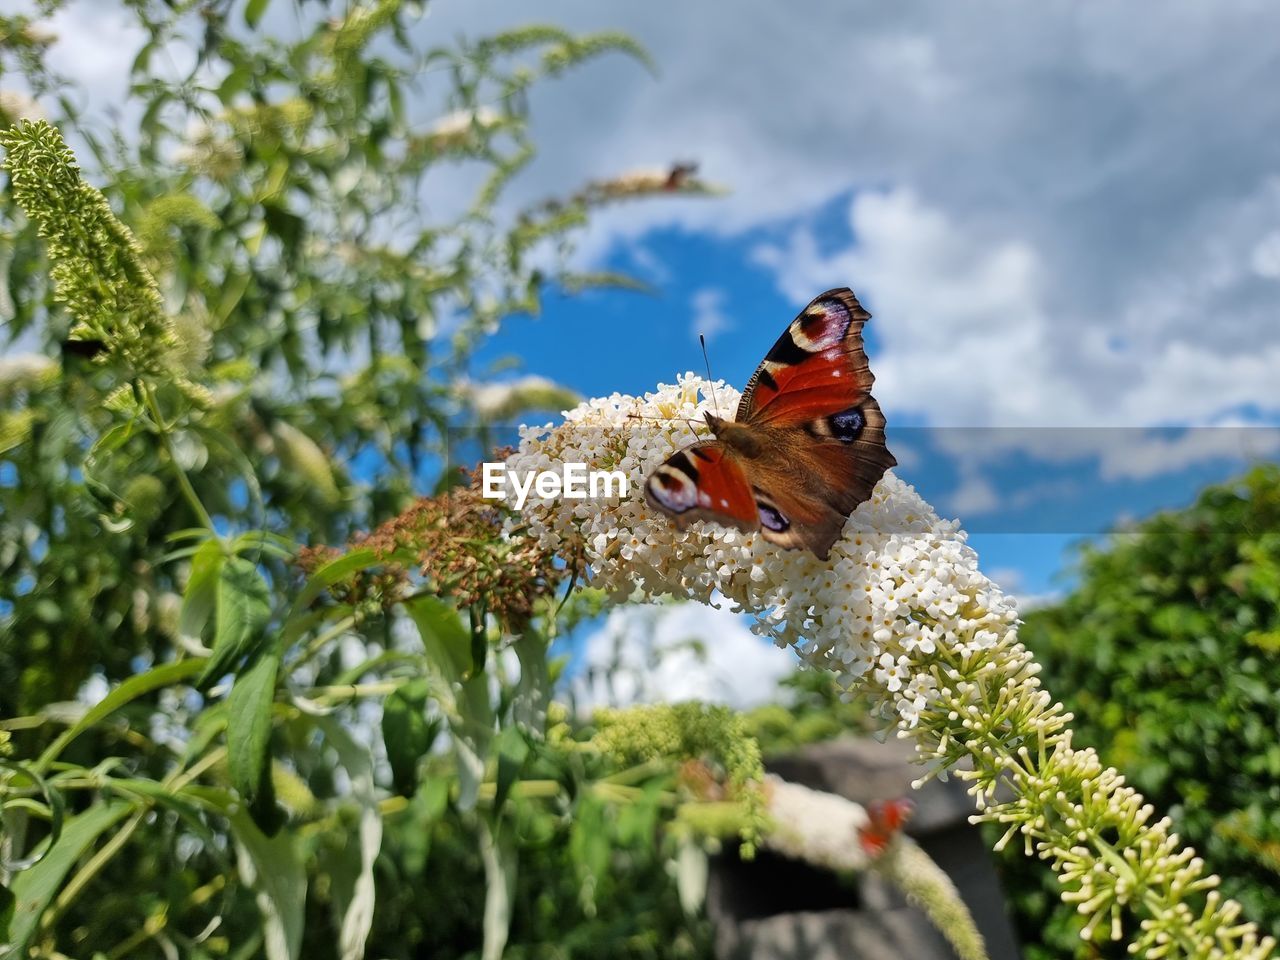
[
  {"xmin": 645, "ymin": 288, "xmax": 895, "ymax": 561},
  {"xmin": 703, "ymin": 413, "xmax": 762, "ymax": 458}
]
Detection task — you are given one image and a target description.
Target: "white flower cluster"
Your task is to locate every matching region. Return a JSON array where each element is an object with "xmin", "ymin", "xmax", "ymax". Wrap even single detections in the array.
[
  {"xmin": 507, "ymin": 373, "xmax": 1013, "ymax": 730},
  {"xmin": 509, "ymin": 376, "xmax": 1276, "ymax": 959},
  {"xmin": 754, "ymin": 776, "xmax": 989, "ymax": 960},
  {"xmin": 762, "ymin": 775, "xmax": 872, "ymax": 873}
]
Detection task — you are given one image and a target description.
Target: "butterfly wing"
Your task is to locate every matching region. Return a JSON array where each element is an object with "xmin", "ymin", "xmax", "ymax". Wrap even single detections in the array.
[
  {"xmin": 737, "ymin": 395, "xmax": 895, "ymax": 557},
  {"xmin": 645, "ymin": 440, "xmax": 759, "ymax": 533},
  {"xmin": 734, "ymin": 289, "xmax": 896, "ymax": 558},
  {"xmin": 738, "ymin": 288, "xmax": 876, "ymax": 427}
]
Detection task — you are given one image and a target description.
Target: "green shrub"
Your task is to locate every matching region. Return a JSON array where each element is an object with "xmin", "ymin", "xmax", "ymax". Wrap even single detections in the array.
[{"xmin": 1005, "ymin": 464, "xmax": 1280, "ymax": 958}]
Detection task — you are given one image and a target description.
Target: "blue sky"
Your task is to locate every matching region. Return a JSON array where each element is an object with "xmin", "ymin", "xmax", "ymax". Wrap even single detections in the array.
[
  {"xmin": 471, "ymin": 200, "xmax": 1280, "ymax": 601},
  {"xmin": 10, "ymin": 0, "xmax": 1280, "ymax": 696}
]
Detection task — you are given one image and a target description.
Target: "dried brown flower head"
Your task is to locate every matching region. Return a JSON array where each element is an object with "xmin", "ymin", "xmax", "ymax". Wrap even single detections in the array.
[{"xmin": 300, "ymin": 468, "xmax": 568, "ymax": 626}]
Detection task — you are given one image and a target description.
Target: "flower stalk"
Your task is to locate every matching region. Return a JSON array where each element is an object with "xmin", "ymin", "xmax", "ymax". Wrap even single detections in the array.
[{"xmin": 0, "ymin": 120, "xmax": 177, "ymax": 379}]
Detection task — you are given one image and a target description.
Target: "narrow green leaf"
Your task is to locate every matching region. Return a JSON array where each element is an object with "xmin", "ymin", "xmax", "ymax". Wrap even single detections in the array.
[
  {"xmin": 179, "ymin": 538, "xmax": 225, "ymax": 646},
  {"xmin": 227, "ymin": 649, "xmax": 282, "ymax": 834},
  {"xmin": 182, "ymin": 702, "xmax": 229, "ymax": 768},
  {"xmin": 36, "ymin": 659, "xmax": 205, "ymax": 772},
  {"xmin": 492, "ymin": 726, "xmax": 530, "ymax": 815},
  {"xmin": 316, "ymin": 718, "xmax": 382, "ymax": 960},
  {"xmin": 0, "ymin": 880, "xmax": 14, "ymax": 941},
  {"xmin": 282, "ymin": 548, "xmax": 379, "ymax": 644},
  {"xmin": 244, "ymin": 0, "xmax": 271, "ymax": 28},
  {"xmin": 381, "ymin": 679, "xmax": 440, "ymax": 796},
  {"xmin": 87, "ymin": 419, "xmax": 139, "ymax": 462},
  {"xmin": 198, "ymin": 556, "xmax": 271, "ymax": 688},
  {"xmin": 230, "ymin": 809, "xmax": 305, "ymax": 960},
  {"xmin": 512, "ymin": 629, "xmax": 549, "ymax": 730},
  {"xmin": 0, "ymin": 759, "xmax": 65, "ymax": 871},
  {"xmin": 454, "ymin": 673, "xmax": 494, "ymax": 812},
  {"xmin": 129, "ymin": 39, "xmax": 155, "ymax": 77},
  {"xmin": 479, "ymin": 821, "xmax": 516, "ymax": 960},
  {"xmin": 4, "ymin": 801, "xmax": 132, "ymax": 954},
  {"xmin": 229, "ymin": 530, "xmax": 297, "ymax": 557},
  {"xmin": 404, "ymin": 596, "xmax": 471, "ymax": 681},
  {"xmin": 214, "ymin": 269, "xmax": 252, "ymax": 322}
]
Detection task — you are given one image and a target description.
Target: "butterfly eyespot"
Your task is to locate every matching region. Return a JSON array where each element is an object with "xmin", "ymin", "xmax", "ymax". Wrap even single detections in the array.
[
  {"xmin": 828, "ymin": 406, "xmax": 865, "ymax": 443},
  {"xmin": 647, "ymin": 460, "xmax": 700, "ymax": 513},
  {"xmin": 757, "ymin": 501, "xmax": 790, "ymax": 532}
]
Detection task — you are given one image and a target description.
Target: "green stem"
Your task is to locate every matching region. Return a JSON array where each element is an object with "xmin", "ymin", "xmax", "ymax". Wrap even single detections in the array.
[
  {"xmin": 303, "ymin": 679, "xmax": 409, "ymax": 701},
  {"xmin": 46, "ymin": 807, "xmax": 147, "ymax": 927},
  {"xmin": 141, "ymin": 380, "xmax": 217, "ymax": 536},
  {"xmin": 287, "ymin": 613, "xmax": 359, "ymax": 671},
  {"xmin": 38, "ymin": 747, "xmax": 225, "ymax": 934}
]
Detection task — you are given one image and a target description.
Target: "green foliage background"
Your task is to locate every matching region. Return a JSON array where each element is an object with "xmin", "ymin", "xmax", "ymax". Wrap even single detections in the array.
[
  {"xmin": 1002, "ymin": 465, "xmax": 1280, "ymax": 959},
  {"xmin": 0, "ymin": 3, "xmax": 731, "ymax": 958}
]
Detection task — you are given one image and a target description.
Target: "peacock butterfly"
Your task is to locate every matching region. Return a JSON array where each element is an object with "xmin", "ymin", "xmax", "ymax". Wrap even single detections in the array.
[
  {"xmin": 644, "ymin": 287, "xmax": 896, "ymax": 560},
  {"xmin": 857, "ymin": 797, "xmax": 914, "ymax": 857}
]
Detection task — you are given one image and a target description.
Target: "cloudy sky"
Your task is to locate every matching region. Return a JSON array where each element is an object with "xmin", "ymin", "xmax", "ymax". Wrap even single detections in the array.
[
  {"xmin": 15, "ymin": 0, "xmax": 1280, "ymax": 690},
  {"xmin": 436, "ymin": 0, "xmax": 1280, "ymax": 680},
  {"xmin": 447, "ymin": 0, "xmax": 1280, "ymax": 591}
]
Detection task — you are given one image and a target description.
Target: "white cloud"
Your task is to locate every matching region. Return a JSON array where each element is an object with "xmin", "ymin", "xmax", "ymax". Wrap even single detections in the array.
[
  {"xmin": 755, "ymin": 188, "xmax": 1082, "ymax": 428},
  {"xmin": 689, "ymin": 287, "xmax": 731, "ymax": 343},
  {"xmin": 421, "ymin": 0, "xmax": 1280, "ymax": 445},
  {"xmin": 985, "ymin": 567, "xmax": 1025, "ymax": 595},
  {"xmin": 26, "ymin": 0, "xmax": 1280, "ymax": 449},
  {"xmin": 570, "ymin": 601, "xmax": 795, "ymax": 712},
  {"xmin": 1251, "ymin": 231, "xmax": 1280, "ymax": 279},
  {"xmin": 629, "ymin": 244, "xmax": 673, "ymax": 285},
  {"xmin": 1096, "ymin": 426, "xmax": 1280, "ymax": 482},
  {"xmin": 947, "ymin": 469, "xmax": 1001, "ymax": 517}
]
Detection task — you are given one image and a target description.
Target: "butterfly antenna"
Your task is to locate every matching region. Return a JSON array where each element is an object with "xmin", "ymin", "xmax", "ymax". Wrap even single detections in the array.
[{"xmin": 699, "ymin": 333, "xmax": 721, "ymax": 418}]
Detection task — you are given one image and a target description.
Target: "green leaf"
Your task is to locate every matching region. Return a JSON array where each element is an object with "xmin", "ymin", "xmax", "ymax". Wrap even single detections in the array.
[
  {"xmin": 180, "ymin": 539, "xmax": 225, "ymax": 646},
  {"xmin": 282, "ymin": 548, "xmax": 379, "ymax": 645},
  {"xmin": 4, "ymin": 801, "xmax": 133, "ymax": 955},
  {"xmin": 492, "ymin": 726, "xmax": 530, "ymax": 815},
  {"xmin": 230, "ymin": 809, "xmax": 305, "ymax": 960},
  {"xmin": 36, "ymin": 659, "xmax": 206, "ymax": 772},
  {"xmin": 227, "ymin": 649, "xmax": 282, "ymax": 834},
  {"xmin": 0, "ymin": 759, "xmax": 66, "ymax": 871},
  {"xmin": 198, "ymin": 556, "xmax": 271, "ymax": 688},
  {"xmin": 454, "ymin": 673, "xmax": 494, "ymax": 813},
  {"xmin": 316, "ymin": 718, "xmax": 382, "ymax": 960},
  {"xmin": 244, "ymin": 0, "xmax": 271, "ymax": 28},
  {"xmin": 381, "ymin": 679, "xmax": 440, "ymax": 796},
  {"xmin": 478, "ymin": 821, "xmax": 516, "ymax": 960},
  {"xmin": 512, "ymin": 629, "xmax": 550, "ymax": 730},
  {"xmin": 0, "ymin": 881, "xmax": 13, "ymax": 942},
  {"xmin": 404, "ymin": 596, "xmax": 471, "ymax": 681}
]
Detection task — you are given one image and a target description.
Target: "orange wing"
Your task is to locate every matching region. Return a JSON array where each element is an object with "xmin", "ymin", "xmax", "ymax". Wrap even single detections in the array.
[
  {"xmin": 645, "ymin": 441, "xmax": 758, "ymax": 533},
  {"xmin": 738, "ymin": 288, "xmax": 875, "ymax": 427}
]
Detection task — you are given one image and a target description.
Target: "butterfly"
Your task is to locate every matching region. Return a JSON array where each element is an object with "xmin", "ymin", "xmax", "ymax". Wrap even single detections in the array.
[
  {"xmin": 644, "ymin": 288, "xmax": 896, "ymax": 561},
  {"xmin": 857, "ymin": 797, "xmax": 915, "ymax": 858}
]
